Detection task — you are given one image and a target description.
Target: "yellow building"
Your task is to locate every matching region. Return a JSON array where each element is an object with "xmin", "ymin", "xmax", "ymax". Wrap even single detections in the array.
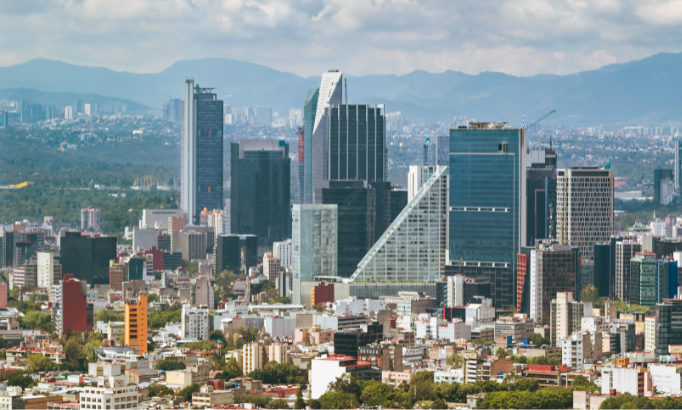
[
  {"xmin": 125, "ymin": 294, "xmax": 148, "ymax": 354},
  {"xmin": 242, "ymin": 342, "xmax": 268, "ymax": 375}
]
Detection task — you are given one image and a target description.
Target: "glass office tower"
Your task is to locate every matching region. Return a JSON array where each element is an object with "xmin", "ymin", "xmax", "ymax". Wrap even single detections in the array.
[
  {"xmin": 230, "ymin": 140, "xmax": 291, "ymax": 251},
  {"xmin": 303, "ymin": 88, "xmax": 319, "ymax": 204},
  {"xmin": 449, "ymin": 122, "xmax": 526, "ymax": 308}
]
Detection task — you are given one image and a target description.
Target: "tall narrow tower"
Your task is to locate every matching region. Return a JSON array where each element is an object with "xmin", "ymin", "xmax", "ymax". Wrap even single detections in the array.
[{"xmin": 181, "ymin": 80, "xmax": 224, "ymax": 225}]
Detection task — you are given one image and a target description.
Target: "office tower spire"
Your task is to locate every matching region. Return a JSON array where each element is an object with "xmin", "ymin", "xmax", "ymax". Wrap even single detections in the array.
[
  {"xmin": 181, "ymin": 79, "xmax": 224, "ymax": 225},
  {"xmin": 312, "ymin": 71, "xmax": 343, "ymax": 203}
]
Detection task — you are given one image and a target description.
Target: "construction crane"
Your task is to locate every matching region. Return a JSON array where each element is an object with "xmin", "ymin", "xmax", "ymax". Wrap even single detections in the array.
[{"xmin": 527, "ymin": 109, "xmax": 556, "ymax": 132}]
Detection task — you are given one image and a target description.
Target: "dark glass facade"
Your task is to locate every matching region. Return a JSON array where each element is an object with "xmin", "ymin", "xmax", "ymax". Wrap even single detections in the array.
[
  {"xmin": 214, "ymin": 234, "xmax": 258, "ymax": 274},
  {"xmin": 230, "ymin": 141, "xmax": 291, "ymax": 250},
  {"xmin": 322, "ymin": 181, "xmax": 376, "ymax": 278},
  {"xmin": 327, "ymin": 104, "xmax": 385, "ymax": 183},
  {"xmin": 194, "ymin": 93, "xmax": 224, "ymax": 225},
  {"xmin": 303, "ymin": 88, "xmax": 319, "ymax": 204},
  {"xmin": 60, "ymin": 232, "xmax": 116, "ymax": 284},
  {"xmin": 594, "ymin": 243, "xmax": 611, "ymax": 298},
  {"xmin": 526, "ymin": 164, "xmax": 557, "ymax": 246},
  {"xmin": 389, "ymin": 189, "xmax": 408, "ymax": 223},
  {"xmin": 449, "ymin": 125, "xmax": 524, "ymax": 308},
  {"xmin": 655, "ymin": 299, "xmax": 682, "ymax": 357}
]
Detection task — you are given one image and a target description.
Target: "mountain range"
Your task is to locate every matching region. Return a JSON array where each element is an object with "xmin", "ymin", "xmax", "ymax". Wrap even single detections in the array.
[{"xmin": 1, "ymin": 52, "xmax": 682, "ymax": 127}]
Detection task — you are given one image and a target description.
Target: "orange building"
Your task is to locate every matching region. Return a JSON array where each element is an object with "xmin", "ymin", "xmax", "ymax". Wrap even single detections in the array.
[{"xmin": 125, "ymin": 294, "xmax": 148, "ymax": 354}]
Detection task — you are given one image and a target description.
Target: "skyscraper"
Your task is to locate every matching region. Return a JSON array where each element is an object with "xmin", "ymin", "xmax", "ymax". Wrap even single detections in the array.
[
  {"xmin": 181, "ymin": 79, "xmax": 224, "ymax": 225},
  {"xmin": 60, "ymin": 232, "xmax": 116, "ymax": 284},
  {"xmin": 303, "ymin": 88, "xmax": 319, "ymax": 204},
  {"xmin": 312, "ymin": 71, "xmax": 343, "ymax": 203},
  {"xmin": 655, "ymin": 299, "xmax": 682, "ymax": 357},
  {"xmin": 526, "ymin": 149, "xmax": 557, "ymax": 246},
  {"xmin": 54, "ymin": 274, "xmax": 90, "ymax": 335},
  {"xmin": 594, "ymin": 243, "xmax": 611, "ymax": 298},
  {"xmin": 654, "ymin": 169, "xmax": 674, "ymax": 205},
  {"xmin": 350, "ymin": 166, "xmax": 448, "ymax": 283},
  {"xmin": 214, "ymin": 234, "xmax": 257, "ymax": 275},
  {"xmin": 326, "ymin": 104, "xmax": 386, "ymax": 184},
  {"xmin": 449, "ymin": 122, "xmax": 526, "ymax": 308},
  {"xmin": 423, "ymin": 135, "xmax": 449, "ymax": 166},
  {"xmin": 297, "ymin": 127, "xmax": 305, "ymax": 204},
  {"xmin": 322, "ymin": 181, "xmax": 375, "ymax": 278},
  {"xmin": 230, "ymin": 140, "xmax": 291, "ymax": 250},
  {"xmin": 292, "ymin": 204, "xmax": 338, "ymax": 305},
  {"xmin": 629, "ymin": 253, "xmax": 669, "ymax": 309},
  {"xmin": 125, "ymin": 294, "xmax": 148, "ymax": 354},
  {"xmin": 674, "ymin": 141, "xmax": 682, "ymax": 189},
  {"xmin": 81, "ymin": 207, "xmax": 101, "ymax": 231},
  {"xmin": 615, "ymin": 240, "xmax": 642, "ymax": 303},
  {"xmin": 556, "ymin": 167, "xmax": 614, "ymax": 262},
  {"xmin": 163, "ymin": 98, "xmax": 182, "ymax": 123}
]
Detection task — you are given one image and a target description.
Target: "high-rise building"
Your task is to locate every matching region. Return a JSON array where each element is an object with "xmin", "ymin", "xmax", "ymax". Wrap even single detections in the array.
[
  {"xmin": 230, "ymin": 140, "xmax": 291, "ymax": 250},
  {"xmin": 0, "ymin": 110, "xmax": 9, "ymax": 128},
  {"xmin": 322, "ymin": 181, "xmax": 375, "ymax": 278},
  {"xmin": 273, "ymin": 239, "xmax": 293, "ymax": 269},
  {"xmin": 556, "ymin": 167, "xmax": 614, "ymax": 263},
  {"xmin": 292, "ymin": 204, "xmax": 338, "ymax": 305},
  {"xmin": 616, "ymin": 241, "xmax": 642, "ymax": 303},
  {"xmin": 194, "ymin": 276, "xmax": 214, "ymax": 309},
  {"xmin": 654, "ymin": 169, "xmax": 675, "ymax": 205},
  {"xmin": 181, "ymin": 80, "xmax": 224, "ymax": 226},
  {"xmin": 289, "ymin": 107, "xmax": 304, "ymax": 127},
  {"xmin": 594, "ymin": 243, "xmax": 611, "ymax": 298},
  {"xmin": 263, "ymin": 253, "xmax": 282, "ymax": 282},
  {"xmin": 60, "ymin": 232, "xmax": 116, "ymax": 284},
  {"xmin": 36, "ymin": 252, "xmax": 61, "ymax": 288},
  {"xmin": 312, "ymin": 71, "xmax": 343, "ymax": 203},
  {"xmin": 125, "ymin": 294, "xmax": 148, "ymax": 354},
  {"xmin": 303, "ymin": 88, "xmax": 319, "ymax": 204},
  {"xmin": 674, "ymin": 140, "xmax": 682, "ymax": 190},
  {"xmin": 74, "ymin": 99, "xmax": 84, "ymax": 114},
  {"xmin": 163, "ymin": 98, "xmax": 182, "ymax": 123},
  {"xmin": 655, "ymin": 299, "xmax": 682, "ymax": 357},
  {"xmin": 629, "ymin": 253, "xmax": 670, "ymax": 309},
  {"xmin": 526, "ymin": 149, "xmax": 557, "ymax": 246},
  {"xmin": 326, "ymin": 104, "xmax": 386, "ymax": 185},
  {"xmin": 243, "ymin": 342, "xmax": 267, "ymax": 374},
  {"xmin": 524, "ymin": 242, "xmax": 579, "ymax": 326},
  {"xmin": 0, "ymin": 283, "xmax": 6, "ymax": 308},
  {"xmin": 81, "ymin": 207, "xmax": 101, "ymax": 231},
  {"xmin": 350, "ymin": 166, "xmax": 448, "ymax": 283},
  {"xmin": 182, "ymin": 306, "xmax": 209, "ymax": 340},
  {"xmin": 84, "ymin": 104, "xmax": 92, "ymax": 116},
  {"xmin": 109, "ymin": 261, "xmax": 125, "ymax": 292},
  {"xmin": 449, "ymin": 122, "xmax": 526, "ymax": 308},
  {"xmin": 54, "ymin": 274, "xmax": 90, "ymax": 335},
  {"xmin": 255, "ymin": 106, "xmax": 272, "ymax": 126},
  {"xmin": 214, "ymin": 234, "xmax": 258, "ymax": 275},
  {"xmin": 550, "ymin": 292, "xmax": 589, "ymax": 347},
  {"xmin": 423, "ymin": 135, "xmax": 449, "ymax": 166},
  {"xmin": 297, "ymin": 127, "xmax": 305, "ymax": 204},
  {"xmin": 64, "ymin": 106, "xmax": 73, "ymax": 120},
  {"xmin": 178, "ymin": 230, "xmax": 208, "ymax": 261}
]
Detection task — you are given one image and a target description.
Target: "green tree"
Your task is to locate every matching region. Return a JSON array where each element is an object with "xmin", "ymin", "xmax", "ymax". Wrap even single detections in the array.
[
  {"xmin": 7, "ymin": 374, "xmax": 34, "ymax": 389},
  {"xmin": 446, "ymin": 353, "xmax": 464, "ymax": 367},
  {"xmin": 83, "ymin": 339, "xmax": 103, "ymax": 363},
  {"xmin": 64, "ymin": 339, "xmax": 84, "ymax": 370},
  {"xmin": 294, "ymin": 390, "xmax": 306, "ymax": 409},
  {"xmin": 26, "ymin": 354, "xmax": 56, "ymax": 372},
  {"xmin": 147, "ymin": 293, "xmax": 158, "ymax": 303},
  {"xmin": 599, "ymin": 393, "xmax": 655, "ymax": 409},
  {"xmin": 528, "ymin": 333, "xmax": 551, "ymax": 347},
  {"xmin": 319, "ymin": 391, "xmax": 360, "ymax": 409},
  {"xmin": 268, "ymin": 399, "xmax": 289, "ymax": 409},
  {"xmin": 21, "ymin": 310, "xmax": 52, "ymax": 331},
  {"xmin": 581, "ymin": 284, "xmax": 601, "ymax": 304},
  {"xmin": 221, "ymin": 357, "xmax": 242, "ymax": 380},
  {"xmin": 148, "ymin": 382, "xmax": 174, "ymax": 397},
  {"xmin": 306, "ymin": 399, "xmax": 322, "ymax": 409},
  {"xmin": 494, "ymin": 348, "xmax": 509, "ymax": 357},
  {"xmin": 0, "ymin": 337, "xmax": 6, "ymax": 350},
  {"xmin": 209, "ymin": 329, "xmax": 225, "ymax": 341},
  {"xmin": 148, "ymin": 304, "xmax": 182, "ymax": 329},
  {"xmin": 235, "ymin": 395, "xmax": 272, "ymax": 407},
  {"xmin": 358, "ymin": 380, "xmax": 396, "ymax": 407},
  {"xmin": 94, "ymin": 310, "xmax": 124, "ymax": 323},
  {"xmin": 326, "ymin": 374, "xmax": 362, "ymax": 398},
  {"xmin": 156, "ymin": 359, "xmax": 186, "ymax": 371},
  {"xmin": 178, "ymin": 383, "xmax": 201, "ymax": 402}
]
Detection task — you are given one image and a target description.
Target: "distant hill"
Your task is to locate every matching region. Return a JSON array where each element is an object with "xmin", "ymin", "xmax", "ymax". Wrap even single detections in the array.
[
  {"xmin": 1, "ymin": 53, "xmax": 682, "ymax": 126},
  {"xmin": 0, "ymin": 88, "xmax": 150, "ymax": 113}
]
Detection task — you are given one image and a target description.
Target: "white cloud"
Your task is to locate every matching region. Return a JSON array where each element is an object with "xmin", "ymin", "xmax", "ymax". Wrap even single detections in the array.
[{"xmin": 0, "ymin": 0, "xmax": 681, "ymax": 76}]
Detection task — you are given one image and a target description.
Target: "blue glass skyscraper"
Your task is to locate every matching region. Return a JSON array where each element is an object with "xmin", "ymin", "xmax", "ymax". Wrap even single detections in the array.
[
  {"xmin": 449, "ymin": 122, "xmax": 526, "ymax": 308},
  {"xmin": 303, "ymin": 88, "xmax": 319, "ymax": 204}
]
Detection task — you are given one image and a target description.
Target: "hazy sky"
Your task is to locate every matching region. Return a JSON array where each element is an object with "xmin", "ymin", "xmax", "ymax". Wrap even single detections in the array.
[{"xmin": 1, "ymin": 0, "xmax": 681, "ymax": 77}]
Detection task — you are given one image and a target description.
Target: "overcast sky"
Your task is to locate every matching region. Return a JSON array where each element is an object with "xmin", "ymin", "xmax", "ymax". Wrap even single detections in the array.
[{"xmin": 1, "ymin": 0, "xmax": 681, "ymax": 77}]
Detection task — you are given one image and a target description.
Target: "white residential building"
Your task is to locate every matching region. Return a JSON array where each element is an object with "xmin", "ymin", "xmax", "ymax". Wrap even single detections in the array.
[
  {"xmin": 268, "ymin": 343, "xmax": 288, "ymax": 364},
  {"xmin": 36, "ymin": 251, "xmax": 61, "ymax": 289},
  {"xmin": 560, "ymin": 331, "xmax": 602, "ymax": 370},
  {"xmin": 434, "ymin": 368, "xmax": 464, "ymax": 384},
  {"xmin": 601, "ymin": 366, "xmax": 652, "ymax": 396},
  {"xmin": 465, "ymin": 298, "xmax": 495, "ymax": 325},
  {"xmin": 438, "ymin": 320, "xmax": 471, "ymax": 342},
  {"xmin": 81, "ymin": 207, "xmax": 101, "ymax": 231},
  {"xmin": 445, "ymin": 275, "xmax": 465, "ymax": 307},
  {"xmin": 310, "ymin": 355, "xmax": 379, "ymax": 399},
  {"xmin": 649, "ymin": 364, "xmax": 682, "ymax": 395},
  {"xmin": 181, "ymin": 305, "xmax": 210, "ymax": 340},
  {"xmin": 645, "ymin": 316, "xmax": 656, "ymax": 353},
  {"xmin": 264, "ymin": 317, "xmax": 296, "ymax": 339},
  {"xmin": 243, "ymin": 342, "xmax": 266, "ymax": 375},
  {"xmin": 273, "ymin": 239, "xmax": 293, "ymax": 269},
  {"xmin": 141, "ymin": 209, "xmax": 184, "ymax": 230},
  {"xmin": 79, "ymin": 375, "xmax": 138, "ymax": 410}
]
